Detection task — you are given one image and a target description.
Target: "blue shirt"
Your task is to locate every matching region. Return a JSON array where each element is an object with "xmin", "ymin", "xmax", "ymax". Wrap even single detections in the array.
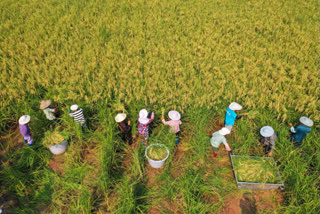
[
  {"xmin": 225, "ymin": 107, "xmax": 237, "ymax": 126},
  {"xmin": 291, "ymin": 125, "xmax": 311, "ymax": 143}
]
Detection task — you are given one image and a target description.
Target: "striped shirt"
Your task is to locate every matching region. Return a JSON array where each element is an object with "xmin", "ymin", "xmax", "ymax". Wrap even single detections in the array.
[{"xmin": 69, "ymin": 108, "xmax": 86, "ymax": 124}]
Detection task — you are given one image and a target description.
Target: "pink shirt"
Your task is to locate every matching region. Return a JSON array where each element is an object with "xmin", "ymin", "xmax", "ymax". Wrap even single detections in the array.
[{"xmin": 162, "ymin": 119, "xmax": 182, "ymax": 133}]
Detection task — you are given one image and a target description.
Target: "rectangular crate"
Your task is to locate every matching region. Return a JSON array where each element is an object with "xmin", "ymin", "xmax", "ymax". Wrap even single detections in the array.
[{"xmin": 229, "ymin": 155, "xmax": 285, "ymax": 190}]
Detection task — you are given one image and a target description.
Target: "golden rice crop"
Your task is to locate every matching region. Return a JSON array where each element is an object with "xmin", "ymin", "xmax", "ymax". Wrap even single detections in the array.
[
  {"xmin": 42, "ymin": 130, "xmax": 65, "ymax": 148},
  {"xmin": 0, "ymin": 0, "xmax": 318, "ymax": 123},
  {"xmin": 147, "ymin": 145, "xmax": 168, "ymax": 161},
  {"xmin": 233, "ymin": 156, "xmax": 281, "ymax": 184}
]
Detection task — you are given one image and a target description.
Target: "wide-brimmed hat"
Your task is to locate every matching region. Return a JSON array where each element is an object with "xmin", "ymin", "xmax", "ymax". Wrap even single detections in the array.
[
  {"xmin": 70, "ymin": 104, "xmax": 79, "ymax": 111},
  {"xmin": 139, "ymin": 118, "xmax": 150, "ymax": 125},
  {"xmin": 115, "ymin": 113, "xmax": 126, "ymax": 123},
  {"xmin": 260, "ymin": 126, "xmax": 274, "ymax": 137},
  {"xmin": 219, "ymin": 127, "xmax": 231, "ymax": 136},
  {"xmin": 40, "ymin": 100, "xmax": 52, "ymax": 109},
  {"xmin": 19, "ymin": 115, "xmax": 31, "ymax": 125},
  {"xmin": 168, "ymin": 110, "xmax": 181, "ymax": 120},
  {"xmin": 229, "ymin": 102, "xmax": 242, "ymax": 111},
  {"xmin": 300, "ymin": 116, "xmax": 313, "ymax": 127},
  {"xmin": 139, "ymin": 109, "xmax": 148, "ymax": 119}
]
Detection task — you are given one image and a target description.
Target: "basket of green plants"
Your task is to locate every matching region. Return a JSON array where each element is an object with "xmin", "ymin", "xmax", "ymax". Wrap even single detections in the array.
[
  {"xmin": 42, "ymin": 129, "xmax": 69, "ymax": 155},
  {"xmin": 230, "ymin": 155, "xmax": 284, "ymax": 190},
  {"xmin": 145, "ymin": 144, "xmax": 169, "ymax": 168}
]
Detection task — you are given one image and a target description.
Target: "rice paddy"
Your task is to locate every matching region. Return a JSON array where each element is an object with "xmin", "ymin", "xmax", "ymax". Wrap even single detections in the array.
[{"xmin": 0, "ymin": 0, "xmax": 319, "ymax": 213}]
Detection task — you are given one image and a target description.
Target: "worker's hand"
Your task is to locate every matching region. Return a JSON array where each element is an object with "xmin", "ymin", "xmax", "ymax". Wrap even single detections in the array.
[
  {"xmin": 225, "ymin": 145, "xmax": 231, "ymax": 151},
  {"xmin": 128, "ymin": 119, "xmax": 131, "ymax": 126},
  {"xmin": 30, "ymin": 120, "xmax": 35, "ymax": 123},
  {"xmin": 268, "ymin": 152, "xmax": 272, "ymax": 157},
  {"xmin": 30, "ymin": 132, "xmax": 33, "ymax": 135},
  {"xmin": 243, "ymin": 113, "xmax": 248, "ymax": 116},
  {"xmin": 289, "ymin": 123, "xmax": 293, "ymax": 127},
  {"xmin": 161, "ymin": 115, "xmax": 164, "ymax": 120}
]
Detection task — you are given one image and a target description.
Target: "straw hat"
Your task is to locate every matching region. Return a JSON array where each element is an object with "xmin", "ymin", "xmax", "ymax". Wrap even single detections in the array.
[
  {"xmin": 168, "ymin": 110, "xmax": 181, "ymax": 120},
  {"xmin": 260, "ymin": 126, "xmax": 274, "ymax": 137},
  {"xmin": 219, "ymin": 127, "xmax": 231, "ymax": 136},
  {"xmin": 139, "ymin": 109, "xmax": 148, "ymax": 119},
  {"xmin": 19, "ymin": 115, "xmax": 31, "ymax": 125},
  {"xmin": 115, "ymin": 113, "xmax": 126, "ymax": 123},
  {"xmin": 40, "ymin": 100, "xmax": 52, "ymax": 109},
  {"xmin": 70, "ymin": 104, "xmax": 79, "ymax": 111},
  {"xmin": 229, "ymin": 102, "xmax": 242, "ymax": 111},
  {"xmin": 299, "ymin": 116, "xmax": 313, "ymax": 127}
]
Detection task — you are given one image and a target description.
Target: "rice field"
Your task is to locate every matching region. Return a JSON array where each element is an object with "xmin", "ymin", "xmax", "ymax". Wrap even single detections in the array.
[{"xmin": 0, "ymin": 0, "xmax": 319, "ymax": 213}]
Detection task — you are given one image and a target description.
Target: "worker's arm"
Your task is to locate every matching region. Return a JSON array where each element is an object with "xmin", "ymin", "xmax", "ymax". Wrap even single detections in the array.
[
  {"xmin": 236, "ymin": 113, "xmax": 247, "ymax": 120},
  {"xmin": 222, "ymin": 138, "xmax": 231, "ymax": 151},
  {"xmin": 224, "ymin": 143, "xmax": 231, "ymax": 151}
]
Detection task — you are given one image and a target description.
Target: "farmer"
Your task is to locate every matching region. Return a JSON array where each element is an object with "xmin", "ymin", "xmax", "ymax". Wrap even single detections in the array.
[
  {"xmin": 68, "ymin": 104, "xmax": 87, "ymax": 129},
  {"xmin": 289, "ymin": 116, "xmax": 313, "ymax": 147},
  {"xmin": 210, "ymin": 127, "xmax": 232, "ymax": 158},
  {"xmin": 259, "ymin": 126, "xmax": 277, "ymax": 157},
  {"xmin": 115, "ymin": 113, "xmax": 133, "ymax": 145},
  {"xmin": 224, "ymin": 102, "xmax": 247, "ymax": 132},
  {"xmin": 138, "ymin": 109, "xmax": 154, "ymax": 146},
  {"xmin": 40, "ymin": 100, "xmax": 58, "ymax": 121},
  {"xmin": 161, "ymin": 110, "xmax": 182, "ymax": 144},
  {"xmin": 19, "ymin": 115, "xmax": 33, "ymax": 146}
]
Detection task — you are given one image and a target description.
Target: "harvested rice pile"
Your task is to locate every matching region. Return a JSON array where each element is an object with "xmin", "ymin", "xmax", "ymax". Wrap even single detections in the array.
[
  {"xmin": 147, "ymin": 145, "xmax": 168, "ymax": 161},
  {"xmin": 232, "ymin": 156, "xmax": 281, "ymax": 184},
  {"xmin": 42, "ymin": 131, "xmax": 65, "ymax": 148}
]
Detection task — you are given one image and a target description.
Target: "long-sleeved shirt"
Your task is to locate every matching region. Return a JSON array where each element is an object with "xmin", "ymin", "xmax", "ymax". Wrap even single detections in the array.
[
  {"xmin": 119, "ymin": 120, "xmax": 131, "ymax": 133},
  {"xmin": 138, "ymin": 113, "xmax": 154, "ymax": 136},
  {"xmin": 19, "ymin": 124, "xmax": 31, "ymax": 137},
  {"xmin": 69, "ymin": 108, "xmax": 86, "ymax": 124},
  {"xmin": 259, "ymin": 133, "xmax": 277, "ymax": 153},
  {"xmin": 43, "ymin": 107, "xmax": 56, "ymax": 120},
  {"xmin": 210, "ymin": 131, "xmax": 228, "ymax": 148},
  {"xmin": 225, "ymin": 107, "xmax": 237, "ymax": 126},
  {"xmin": 162, "ymin": 119, "xmax": 182, "ymax": 133},
  {"xmin": 290, "ymin": 125, "xmax": 311, "ymax": 143}
]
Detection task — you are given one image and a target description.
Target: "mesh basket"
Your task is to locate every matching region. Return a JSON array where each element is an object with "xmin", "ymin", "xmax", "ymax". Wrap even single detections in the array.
[{"xmin": 230, "ymin": 155, "xmax": 285, "ymax": 190}]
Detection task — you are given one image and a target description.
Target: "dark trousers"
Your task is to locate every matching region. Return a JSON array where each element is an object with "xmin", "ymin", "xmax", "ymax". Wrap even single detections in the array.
[
  {"xmin": 290, "ymin": 137, "xmax": 301, "ymax": 147},
  {"xmin": 264, "ymin": 145, "xmax": 270, "ymax": 155},
  {"xmin": 122, "ymin": 129, "xmax": 133, "ymax": 145}
]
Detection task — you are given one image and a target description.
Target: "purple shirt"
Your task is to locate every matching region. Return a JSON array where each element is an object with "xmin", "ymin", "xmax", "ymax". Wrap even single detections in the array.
[{"xmin": 19, "ymin": 124, "xmax": 31, "ymax": 137}]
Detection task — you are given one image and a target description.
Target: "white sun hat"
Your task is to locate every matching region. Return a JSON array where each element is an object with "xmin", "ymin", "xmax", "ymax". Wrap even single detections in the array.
[
  {"xmin": 229, "ymin": 102, "xmax": 242, "ymax": 111},
  {"xmin": 219, "ymin": 127, "xmax": 231, "ymax": 136},
  {"xmin": 115, "ymin": 113, "xmax": 126, "ymax": 123},
  {"xmin": 260, "ymin": 126, "xmax": 275, "ymax": 137},
  {"xmin": 139, "ymin": 109, "xmax": 148, "ymax": 119},
  {"xmin": 40, "ymin": 100, "xmax": 52, "ymax": 109},
  {"xmin": 168, "ymin": 110, "xmax": 181, "ymax": 120},
  {"xmin": 70, "ymin": 104, "xmax": 79, "ymax": 111},
  {"xmin": 139, "ymin": 118, "xmax": 150, "ymax": 125},
  {"xmin": 139, "ymin": 109, "xmax": 149, "ymax": 124},
  {"xmin": 19, "ymin": 115, "xmax": 31, "ymax": 125},
  {"xmin": 299, "ymin": 116, "xmax": 313, "ymax": 127}
]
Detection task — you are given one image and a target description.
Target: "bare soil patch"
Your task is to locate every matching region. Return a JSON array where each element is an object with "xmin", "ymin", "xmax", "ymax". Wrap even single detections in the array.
[
  {"xmin": 148, "ymin": 198, "xmax": 183, "ymax": 214},
  {"xmin": 48, "ymin": 155, "xmax": 66, "ymax": 175},
  {"xmin": 219, "ymin": 190, "xmax": 283, "ymax": 214}
]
